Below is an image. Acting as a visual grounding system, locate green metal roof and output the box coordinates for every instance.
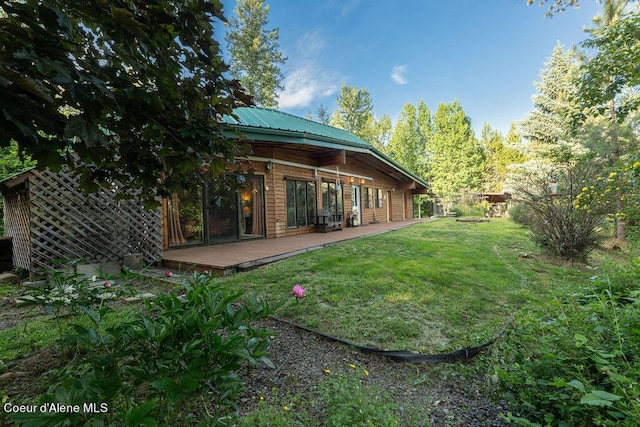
[223,106,372,149]
[223,107,429,189]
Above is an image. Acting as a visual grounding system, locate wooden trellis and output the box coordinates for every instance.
[1,168,162,272]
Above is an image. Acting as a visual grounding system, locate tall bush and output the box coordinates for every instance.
[511,161,603,261]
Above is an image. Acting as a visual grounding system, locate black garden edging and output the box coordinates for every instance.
[270,316,513,364]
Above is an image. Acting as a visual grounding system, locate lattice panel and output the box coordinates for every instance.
[3,187,31,270]
[27,169,162,271]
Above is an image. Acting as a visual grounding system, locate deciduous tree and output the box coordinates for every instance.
[386,102,427,178]
[0,0,250,206]
[481,123,526,192]
[331,84,374,140]
[430,101,484,211]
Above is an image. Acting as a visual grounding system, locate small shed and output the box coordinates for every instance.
[1,168,162,274]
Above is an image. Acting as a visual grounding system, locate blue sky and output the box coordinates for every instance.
[222,0,602,135]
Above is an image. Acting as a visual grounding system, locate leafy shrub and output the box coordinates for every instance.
[511,161,604,261]
[508,203,533,227]
[18,258,135,336]
[11,273,285,426]
[493,264,640,426]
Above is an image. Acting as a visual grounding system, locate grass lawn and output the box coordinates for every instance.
[213,218,594,353]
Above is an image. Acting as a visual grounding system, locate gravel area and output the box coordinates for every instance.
[1,282,510,426]
[237,318,510,426]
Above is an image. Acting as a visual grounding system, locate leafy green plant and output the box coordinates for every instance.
[317,364,399,427]
[236,390,310,427]
[494,265,640,426]
[18,258,134,336]
[10,272,286,426]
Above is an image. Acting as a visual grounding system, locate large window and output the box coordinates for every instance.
[322,181,343,218]
[286,180,316,228]
[375,188,383,208]
[364,187,373,208]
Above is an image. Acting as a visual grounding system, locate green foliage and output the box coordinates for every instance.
[18,259,135,336]
[518,42,583,162]
[0,140,36,234]
[0,140,36,179]
[331,84,374,140]
[508,203,534,227]
[237,365,421,426]
[225,0,286,108]
[576,155,640,242]
[430,100,485,210]
[236,391,309,426]
[512,161,604,260]
[318,365,399,427]
[493,262,640,426]
[580,9,640,121]
[10,273,282,425]
[481,122,526,192]
[0,1,249,205]
[386,101,430,178]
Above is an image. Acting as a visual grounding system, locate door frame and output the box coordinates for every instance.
[351,185,361,226]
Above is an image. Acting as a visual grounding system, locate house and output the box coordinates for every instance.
[163,107,430,250]
[1,107,429,273]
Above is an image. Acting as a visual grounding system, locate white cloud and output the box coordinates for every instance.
[278,66,339,109]
[341,0,361,18]
[277,30,342,109]
[391,65,408,85]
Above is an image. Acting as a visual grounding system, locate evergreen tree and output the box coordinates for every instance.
[430,101,484,210]
[519,42,583,162]
[305,105,331,124]
[331,84,374,140]
[226,0,286,108]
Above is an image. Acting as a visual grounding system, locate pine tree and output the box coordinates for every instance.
[519,42,583,163]
[226,0,286,108]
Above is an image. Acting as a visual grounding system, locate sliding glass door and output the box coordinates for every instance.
[166,174,265,248]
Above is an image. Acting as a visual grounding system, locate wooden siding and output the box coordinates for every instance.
[241,144,421,239]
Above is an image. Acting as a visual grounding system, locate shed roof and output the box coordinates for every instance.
[223,107,429,189]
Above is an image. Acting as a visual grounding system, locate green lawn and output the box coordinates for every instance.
[213,218,594,353]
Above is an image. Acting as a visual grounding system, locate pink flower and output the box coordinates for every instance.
[165,271,172,278]
[292,284,306,299]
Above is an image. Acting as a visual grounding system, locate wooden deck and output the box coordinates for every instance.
[162,218,432,275]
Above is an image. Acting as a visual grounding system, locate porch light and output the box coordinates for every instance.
[360,178,365,184]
